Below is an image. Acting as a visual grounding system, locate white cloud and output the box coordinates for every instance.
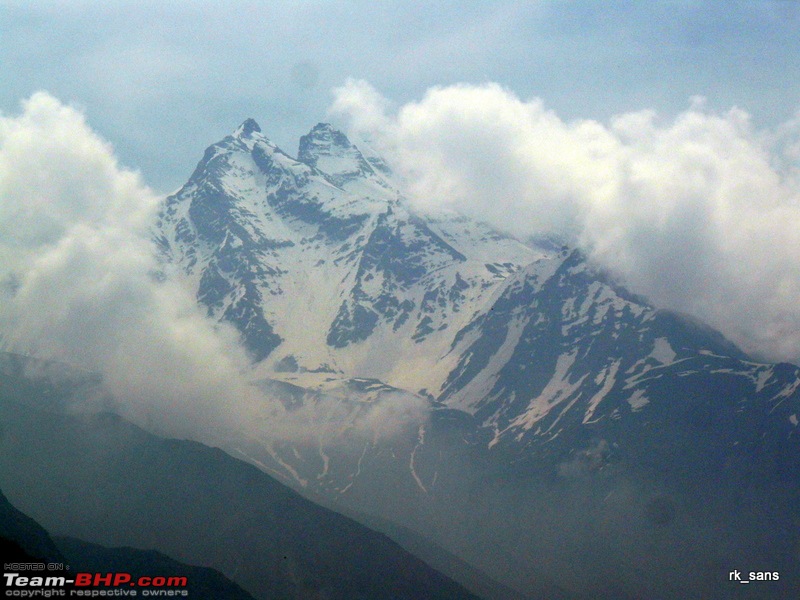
[0,92,151,251]
[331,80,800,362]
[0,92,430,446]
[0,93,263,441]
[329,78,394,139]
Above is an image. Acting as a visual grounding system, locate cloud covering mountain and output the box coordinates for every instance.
[331,79,800,362]
[3,91,800,599]
[0,93,430,445]
[0,93,275,442]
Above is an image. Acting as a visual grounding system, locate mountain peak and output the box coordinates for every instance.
[298,123,353,160]
[310,122,338,134]
[297,122,388,190]
[233,118,262,138]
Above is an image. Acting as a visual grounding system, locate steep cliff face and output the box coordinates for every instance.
[155,119,800,456]
[151,120,800,600]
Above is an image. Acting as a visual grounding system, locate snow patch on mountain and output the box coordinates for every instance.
[583,360,621,424]
[506,349,587,434]
[650,337,677,364]
[626,389,650,411]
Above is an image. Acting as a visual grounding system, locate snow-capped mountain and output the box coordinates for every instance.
[156,119,543,389]
[155,120,800,599]
[156,118,800,453]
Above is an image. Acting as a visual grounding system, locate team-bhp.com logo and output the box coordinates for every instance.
[4,570,189,597]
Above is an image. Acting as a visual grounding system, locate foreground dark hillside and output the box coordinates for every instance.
[0,370,484,600]
[0,488,256,599]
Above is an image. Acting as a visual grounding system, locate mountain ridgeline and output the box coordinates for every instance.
[1,119,798,600]
[151,120,800,599]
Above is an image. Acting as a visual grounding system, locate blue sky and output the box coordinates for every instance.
[2,1,799,193]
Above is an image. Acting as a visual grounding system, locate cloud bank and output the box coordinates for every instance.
[0,92,265,442]
[330,80,800,363]
[0,93,427,449]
